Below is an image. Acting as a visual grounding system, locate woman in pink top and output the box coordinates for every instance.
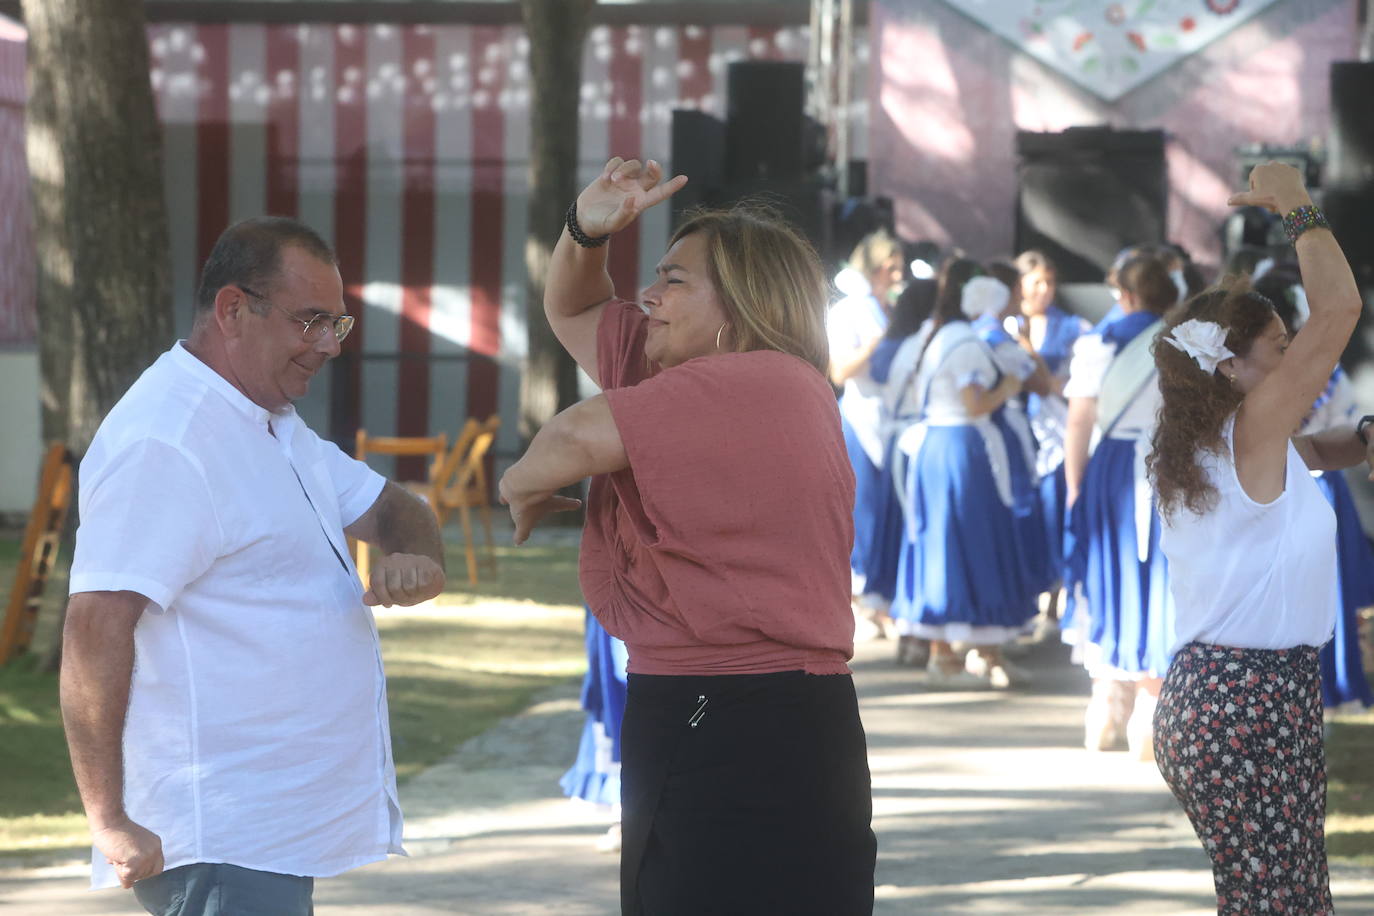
[499,157,876,915]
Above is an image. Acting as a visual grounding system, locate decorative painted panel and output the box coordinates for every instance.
[937,0,1288,101]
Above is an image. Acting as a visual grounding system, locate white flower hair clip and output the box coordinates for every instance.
[960,275,1009,320]
[1164,319,1235,375]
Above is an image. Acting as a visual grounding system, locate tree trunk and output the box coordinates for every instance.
[24,0,171,456]
[519,0,594,447]
[22,0,172,669]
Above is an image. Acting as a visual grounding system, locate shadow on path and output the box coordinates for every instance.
[4,636,1373,914]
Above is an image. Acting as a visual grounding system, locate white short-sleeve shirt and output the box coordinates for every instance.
[988,339,1036,382]
[921,326,998,425]
[1062,333,1114,400]
[827,287,889,462]
[71,343,402,889]
[1062,332,1160,435]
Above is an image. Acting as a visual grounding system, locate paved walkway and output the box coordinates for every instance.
[5,638,1373,915]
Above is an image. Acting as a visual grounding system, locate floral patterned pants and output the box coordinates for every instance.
[1154,642,1333,915]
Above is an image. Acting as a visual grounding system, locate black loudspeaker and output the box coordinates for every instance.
[703,176,830,257]
[725,61,804,183]
[1015,127,1167,284]
[1323,187,1374,291]
[1324,187,1374,421]
[1328,62,1374,189]
[670,109,726,224]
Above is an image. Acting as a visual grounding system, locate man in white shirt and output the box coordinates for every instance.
[60,217,447,915]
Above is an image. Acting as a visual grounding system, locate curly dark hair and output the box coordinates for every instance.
[1147,278,1278,520]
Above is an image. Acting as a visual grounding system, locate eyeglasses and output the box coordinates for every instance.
[238,284,355,343]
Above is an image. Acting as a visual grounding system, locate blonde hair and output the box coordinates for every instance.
[670,204,830,376]
[848,229,902,278]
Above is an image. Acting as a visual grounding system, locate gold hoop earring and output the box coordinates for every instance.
[716,322,728,351]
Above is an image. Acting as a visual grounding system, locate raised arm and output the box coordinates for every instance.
[345,481,446,607]
[61,590,164,888]
[1228,163,1363,499]
[546,157,688,387]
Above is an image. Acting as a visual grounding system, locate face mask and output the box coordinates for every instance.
[1169,269,1187,303]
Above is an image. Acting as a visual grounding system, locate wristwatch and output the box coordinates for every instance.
[1357,414,1374,446]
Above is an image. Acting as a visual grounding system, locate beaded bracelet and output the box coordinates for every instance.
[565,201,610,249]
[1281,204,1330,244]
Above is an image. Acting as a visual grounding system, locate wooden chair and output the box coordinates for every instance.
[434,415,501,585]
[1,443,74,665]
[423,417,481,514]
[352,430,448,588]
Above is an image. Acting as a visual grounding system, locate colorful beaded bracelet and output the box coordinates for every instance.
[1282,204,1330,244]
[565,201,610,249]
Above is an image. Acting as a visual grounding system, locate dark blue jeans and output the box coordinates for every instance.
[133,863,314,916]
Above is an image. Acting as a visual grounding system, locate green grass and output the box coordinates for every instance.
[11,527,1374,864]
[0,533,587,862]
[1326,707,1374,865]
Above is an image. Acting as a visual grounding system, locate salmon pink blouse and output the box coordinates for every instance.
[580,300,856,676]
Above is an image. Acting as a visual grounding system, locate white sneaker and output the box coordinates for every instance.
[966,653,1030,689]
[1126,690,1158,762]
[852,606,883,643]
[1084,679,1133,752]
[925,657,988,690]
[594,823,622,853]
[986,661,1031,689]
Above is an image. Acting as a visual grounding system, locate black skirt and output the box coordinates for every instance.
[620,670,875,916]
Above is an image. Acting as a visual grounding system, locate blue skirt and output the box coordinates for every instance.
[1316,471,1374,708]
[561,609,629,806]
[990,407,1055,598]
[1038,461,1068,584]
[842,416,883,592]
[889,424,1037,635]
[1064,438,1174,677]
[858,435,905,605]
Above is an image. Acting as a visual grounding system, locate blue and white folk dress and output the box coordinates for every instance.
[888,321,1039,643]
[1028,306,1089,581]
[1062,311,1175,678]
[974,315,1055,599]
[561,608,629,808]
[827,278,889,597]
[859,322,934,609]
[1300,367,1374,709]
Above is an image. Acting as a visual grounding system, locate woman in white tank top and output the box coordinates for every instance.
[1146,162,1374,916]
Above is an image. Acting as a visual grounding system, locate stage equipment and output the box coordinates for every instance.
[1014,127,1167,284]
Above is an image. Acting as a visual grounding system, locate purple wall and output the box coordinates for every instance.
[0,17,34,346]
[870,0,1359,271]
